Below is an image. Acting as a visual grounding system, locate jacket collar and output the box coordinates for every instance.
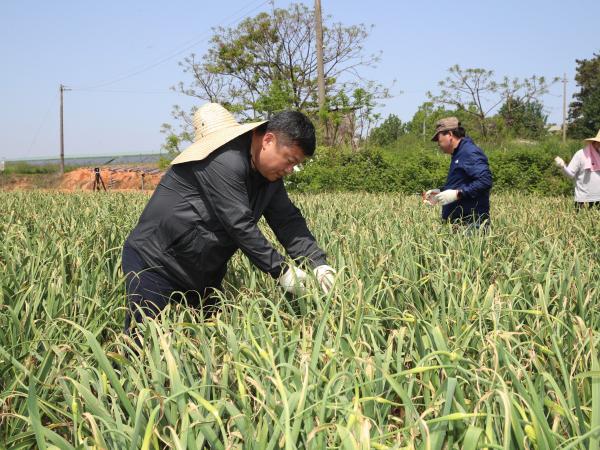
[452,136,473,156]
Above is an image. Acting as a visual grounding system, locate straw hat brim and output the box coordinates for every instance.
[584,130,600,144]
[171,121,267,165]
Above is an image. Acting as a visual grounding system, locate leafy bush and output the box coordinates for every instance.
[157,156,172,170]
[288,136,581,196]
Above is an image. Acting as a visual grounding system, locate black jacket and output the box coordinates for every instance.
[125,134,327,291]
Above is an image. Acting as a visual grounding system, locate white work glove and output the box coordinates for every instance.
[279,266,307,296]
[435,189,459,206]
[554,156,566,168]
[313,265,336,294]
[423,189,440,205]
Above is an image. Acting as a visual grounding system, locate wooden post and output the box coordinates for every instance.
[59,84,65,175]
[562,73,568,142]
[59,84,71,175]
[315,0,325,111]
[315,0,328,144]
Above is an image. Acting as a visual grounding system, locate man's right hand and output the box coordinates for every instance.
[423,189,440,205]
[279,266,307,296]
[554,156,566,168]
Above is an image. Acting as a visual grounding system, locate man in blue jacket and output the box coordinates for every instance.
[425,117,492,229]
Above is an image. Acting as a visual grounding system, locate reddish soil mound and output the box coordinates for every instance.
[59,167,165,191]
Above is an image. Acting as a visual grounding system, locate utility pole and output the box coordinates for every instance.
[562,73,568,143]
[315,0,325,111]
[315,0,327,144]
[59,84,71,175]
[422,103,431,141]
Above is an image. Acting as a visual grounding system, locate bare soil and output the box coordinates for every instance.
[0,167,165,191]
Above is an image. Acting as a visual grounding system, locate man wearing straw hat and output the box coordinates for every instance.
[424,117,493,230]
[554,129,600,209]
[122,103,336,331]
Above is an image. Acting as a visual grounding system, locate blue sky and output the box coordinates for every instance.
[1,0,598,160]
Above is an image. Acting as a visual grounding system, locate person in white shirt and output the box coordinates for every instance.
[554,129,600,210]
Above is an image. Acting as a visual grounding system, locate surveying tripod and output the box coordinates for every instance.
[92,167,107,192]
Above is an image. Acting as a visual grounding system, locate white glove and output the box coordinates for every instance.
[423,189,440,205]
[554,156,566,168]
[279,266,307,295]
[435,189,459,206]
[314,265,336,294]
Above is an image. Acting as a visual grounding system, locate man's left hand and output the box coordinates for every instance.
[314,265,336,294]
[435,189,460,205]
[279,266,307,296]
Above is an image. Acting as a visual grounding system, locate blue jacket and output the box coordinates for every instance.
[441,137,492,222]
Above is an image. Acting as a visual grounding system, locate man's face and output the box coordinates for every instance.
[254,132,306,182]
[436,131,455,154]
[592,141,600,151]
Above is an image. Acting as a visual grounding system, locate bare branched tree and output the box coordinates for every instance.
[428,65,557,137]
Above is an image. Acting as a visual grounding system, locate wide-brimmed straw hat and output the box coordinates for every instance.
[584,129,600,144]
[171,103,267,165]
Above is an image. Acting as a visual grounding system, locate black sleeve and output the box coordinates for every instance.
[264,181,328,269]
[193,157,285,278]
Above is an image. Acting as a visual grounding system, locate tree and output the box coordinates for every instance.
[164,3,386,151]
[406,101,472,140]
[428,65,556,137]
[326,84,384,148]
[498,98,547,140]
[159,121,192,156]
[368,114,406,146]
[568,52,600,139]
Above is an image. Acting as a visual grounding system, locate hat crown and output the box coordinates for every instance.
[431,116,461,141]
[435,117,460,131]
[193,103,240,142]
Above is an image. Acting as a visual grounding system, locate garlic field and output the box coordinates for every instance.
[0,191,598,449]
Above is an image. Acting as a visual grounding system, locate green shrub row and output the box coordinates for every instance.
[1,162,77,174]
[287,136,582,196]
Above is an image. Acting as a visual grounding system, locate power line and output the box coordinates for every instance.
[71,0,271,91]
[52,0,272,167]
[25,92,58,158]
[71,88,181,95]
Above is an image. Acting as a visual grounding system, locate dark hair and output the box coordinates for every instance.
[264,110,316,156]
[447,127,466,139]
